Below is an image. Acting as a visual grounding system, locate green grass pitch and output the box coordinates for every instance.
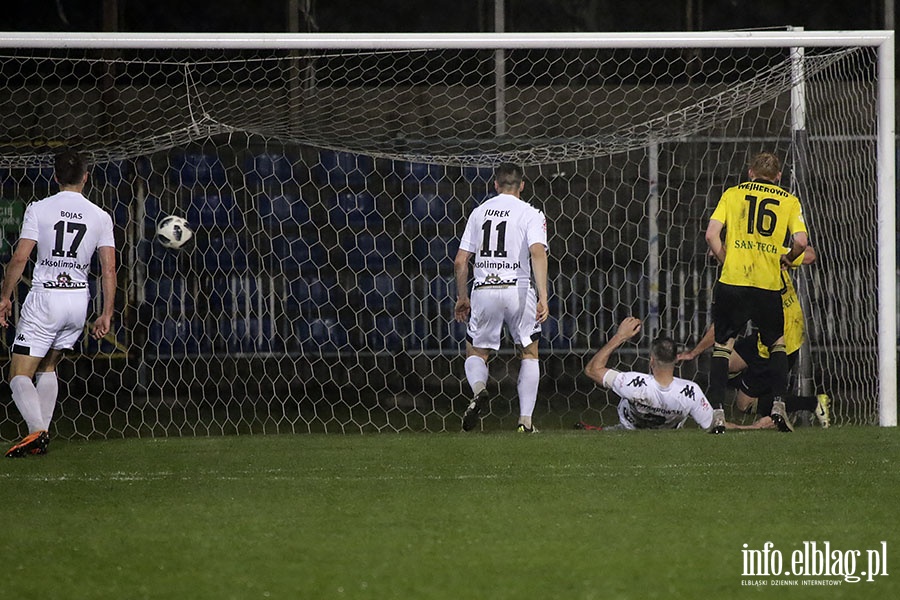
[2,427,898,599]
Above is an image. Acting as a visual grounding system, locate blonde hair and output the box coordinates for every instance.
[749,152,781,182]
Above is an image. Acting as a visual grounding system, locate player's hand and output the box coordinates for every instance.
[709,247,726,265]
[616,316,642,340]
[454,298,470,323]
[676,351,696,362]
[0,298,11,328]
[535,298,548,323]
[91,314,111,339]
[780,253,795,269]
[753,416,776,430]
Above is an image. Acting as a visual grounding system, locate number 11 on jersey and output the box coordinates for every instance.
[480,219,508,258]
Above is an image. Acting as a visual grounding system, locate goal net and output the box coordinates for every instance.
[0,32,894,438]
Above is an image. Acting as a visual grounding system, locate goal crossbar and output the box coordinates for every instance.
[0,30,894,50]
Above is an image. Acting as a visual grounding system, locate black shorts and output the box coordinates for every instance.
[729,336,798,397]
[711,282,784,348]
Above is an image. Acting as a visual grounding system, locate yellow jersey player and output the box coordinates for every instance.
[678,247,830,430]
[704,152,808,434]
[742,264,830,430]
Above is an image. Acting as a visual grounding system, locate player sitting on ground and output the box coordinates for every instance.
[678,245,830,431]
[582,317,717,431]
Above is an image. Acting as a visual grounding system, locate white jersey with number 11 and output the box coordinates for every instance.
[458,193,547,288]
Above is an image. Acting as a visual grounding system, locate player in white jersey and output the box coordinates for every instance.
[583,317,716,431]
[454,163,549,432]
[1,150,116,457]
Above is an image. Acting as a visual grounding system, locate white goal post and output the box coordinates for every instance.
[0,30,894,435]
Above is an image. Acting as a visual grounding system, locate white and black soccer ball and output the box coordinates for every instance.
[156,215,193,250]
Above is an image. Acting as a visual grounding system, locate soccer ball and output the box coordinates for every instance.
[156,215,193,250]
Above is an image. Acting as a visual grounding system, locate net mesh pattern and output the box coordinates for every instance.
[0,43,881,436]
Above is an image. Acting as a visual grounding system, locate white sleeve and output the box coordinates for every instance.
[19,203,38,241]
[458,212,479,254]
[526,208,548,251]
[98,211,115,248]
[690,388,714,430]
[602,369,620,389]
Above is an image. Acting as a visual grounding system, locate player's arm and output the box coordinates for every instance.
[705,218,726,265]
[786,243,816,268]
[782,242,815,270]
[726,417,776,430]
[689,387,739,432]
[689,389,716,431]
[91,245,117,339]
[677,324,715,362]
[782,204,809,266]
[453,248,473,323]
[584,317,641,386]
[801,243,816,265]
[0,238,36,328]
[782,231,808,266]
[529,242,549,323]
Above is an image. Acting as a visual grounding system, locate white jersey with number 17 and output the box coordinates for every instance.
[458,193,547,288]
[20,190,116,294]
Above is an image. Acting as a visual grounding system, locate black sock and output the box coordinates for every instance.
[757,394,774,417]
[768,344,788,403]
[709,347,732,410]
[786,394,818,412]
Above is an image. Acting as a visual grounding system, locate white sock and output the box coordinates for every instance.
[517,359,540,423]
[10,375,44,433]
[35,371,59,431]
[464,356,488,396]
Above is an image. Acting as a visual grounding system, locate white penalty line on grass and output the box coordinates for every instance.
[0,461,816,483]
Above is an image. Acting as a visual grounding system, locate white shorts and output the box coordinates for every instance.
[467,285,541,350]
[14,290,90,357]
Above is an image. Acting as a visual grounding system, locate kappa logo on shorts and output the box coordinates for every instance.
[15,334,25,342]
